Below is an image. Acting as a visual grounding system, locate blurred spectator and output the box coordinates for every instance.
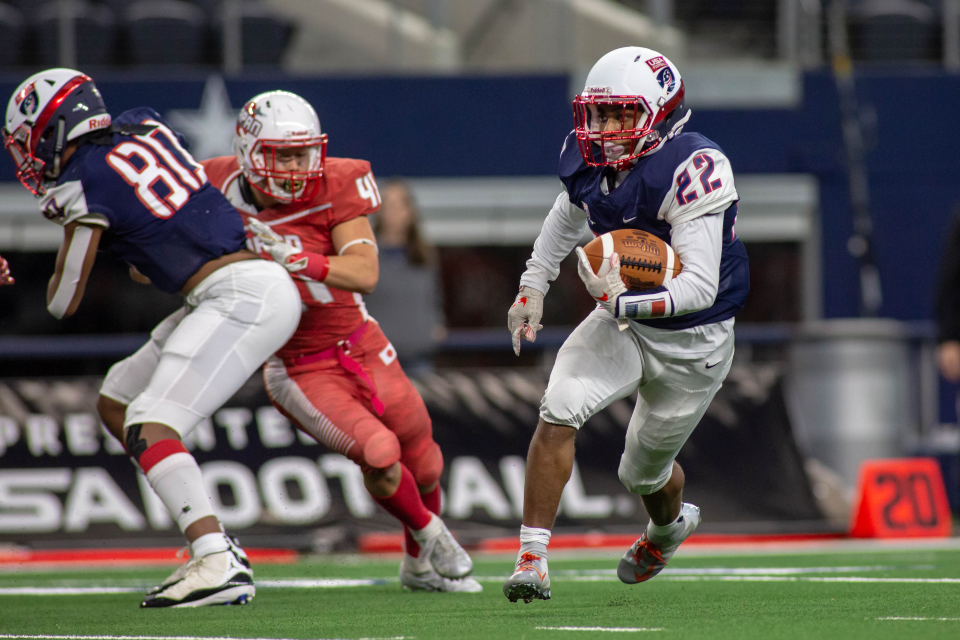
[364,182,445,367]
[0,254,12,286]
[935,207,960,382]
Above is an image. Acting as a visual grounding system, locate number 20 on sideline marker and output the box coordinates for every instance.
[849,458,952,538]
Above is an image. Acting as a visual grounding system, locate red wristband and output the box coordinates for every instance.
[292,252,330,281]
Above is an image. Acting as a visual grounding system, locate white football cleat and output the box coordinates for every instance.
[503,551,551,603]
[419,516,473,579]
[617,502,701,584]
[399,560,483,593]
[141,545,254,608]
[148,538,250,596]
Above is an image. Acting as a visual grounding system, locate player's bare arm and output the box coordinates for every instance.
[326,215,379,294]
[47,221,102,319]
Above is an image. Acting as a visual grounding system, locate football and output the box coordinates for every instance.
[582,229,682,291]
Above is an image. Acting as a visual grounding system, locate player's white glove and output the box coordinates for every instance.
[247,218,308,273]
[507,286,544,356]
[575,246,626,317]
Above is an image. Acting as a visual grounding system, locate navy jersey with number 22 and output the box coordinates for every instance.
[39,107,246,293]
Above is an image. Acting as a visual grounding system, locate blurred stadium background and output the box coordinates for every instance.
[0,0,959,556]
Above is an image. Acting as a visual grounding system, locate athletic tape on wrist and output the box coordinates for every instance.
[290,251,330,281]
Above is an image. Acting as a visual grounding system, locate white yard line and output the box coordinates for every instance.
[551,565,934,576]
[535,628,663,633]
[0,579,390,596]
[3,569,959,596]
[257,579,389,588]
[877,617,960,621]
[0,636,411,640]
[0,587,141,595]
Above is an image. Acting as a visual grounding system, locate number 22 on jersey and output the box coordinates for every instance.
[675,153,722,207]
[105,119,208,219]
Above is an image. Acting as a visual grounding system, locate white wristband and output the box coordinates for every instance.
[617,290,675,320]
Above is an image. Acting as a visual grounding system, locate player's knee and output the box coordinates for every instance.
[540,377,588,427]
[408,441,443,487]
[362,429,401,470]
[618,457,671,496]
[96,395,127,443]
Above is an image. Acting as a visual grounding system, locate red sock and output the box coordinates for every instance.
[374,464,432,541]
[405,484,441,558]
[421,484,441,515]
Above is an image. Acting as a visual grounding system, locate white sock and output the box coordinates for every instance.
[191,532,230,559]
[410,514,443,544]
[519,525,551,558]
[145,448,217,533]
[646,513,684,544]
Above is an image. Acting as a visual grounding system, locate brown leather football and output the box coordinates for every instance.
[582,229,682,291]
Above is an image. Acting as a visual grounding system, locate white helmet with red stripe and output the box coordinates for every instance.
[233,90,327,204]
[3,68,112,195]
[573,47,688,169]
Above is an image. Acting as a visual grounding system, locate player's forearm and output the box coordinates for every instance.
[663,213,722,316]
[520,192,588,295]
[323,253,379,294]
[48,224,99,319]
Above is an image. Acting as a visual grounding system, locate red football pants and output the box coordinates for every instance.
[262,322,442,487]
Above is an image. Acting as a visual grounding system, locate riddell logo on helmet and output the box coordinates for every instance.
[89,116,111,130]
[645,57,669,72]
[584,86,612,96]
[15,83,39,117]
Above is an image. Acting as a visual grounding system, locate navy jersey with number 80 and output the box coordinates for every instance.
[39,107,247,293]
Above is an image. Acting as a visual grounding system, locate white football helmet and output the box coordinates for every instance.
[3,68,111,195]
[574,47,687,169]
[234,90,327,203]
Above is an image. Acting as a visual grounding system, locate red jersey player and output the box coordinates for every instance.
[203,90,480,593]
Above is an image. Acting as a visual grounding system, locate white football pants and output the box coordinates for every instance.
[100,260,301,436]
[540,308,735,495]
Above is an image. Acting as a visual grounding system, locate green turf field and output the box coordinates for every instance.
[1,546,959,639]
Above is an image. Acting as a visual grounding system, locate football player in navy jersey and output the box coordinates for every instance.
[503,48,749,602]
[3,69,302,608]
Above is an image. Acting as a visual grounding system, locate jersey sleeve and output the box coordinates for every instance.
[519,191,589,295]
[328,161,380,227]
[201,156,239,191]
[657,148,738,227]
[38,179,109,229]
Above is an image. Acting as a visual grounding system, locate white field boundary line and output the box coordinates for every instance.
[535,628,662,633]
[0,636,412,640]
[552,565,935,576]
[0,579,390,596]
[0,565,929,590]
[877,617,960,621]
[4,572,960,596]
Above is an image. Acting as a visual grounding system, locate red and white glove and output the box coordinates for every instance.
[248,218,329,281]
[575,247,675,321]
[0,254,13,286]
[507,286,544,356]
[575,246,625,316]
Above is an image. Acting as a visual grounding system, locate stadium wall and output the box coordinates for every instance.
[0,366,818,546]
